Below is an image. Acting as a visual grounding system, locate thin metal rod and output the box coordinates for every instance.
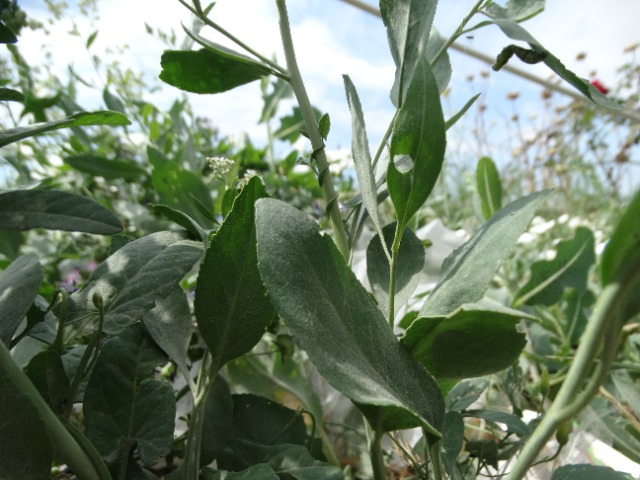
[337,0,640,123]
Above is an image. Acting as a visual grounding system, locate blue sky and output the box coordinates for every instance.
[14,0,640,174]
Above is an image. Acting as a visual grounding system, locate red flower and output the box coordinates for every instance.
[591,79,609,95]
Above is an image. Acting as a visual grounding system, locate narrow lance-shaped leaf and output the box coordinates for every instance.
[256,198,444,435]
[402,303,532,380]
[0,110,130,148]
[0,189,122,234]
[420,190,551,317]
[514,226,595,308]
[343,75,389,260]
[64,231,203,333]
[380,0,438,106]
[387,55,446,232]
[367,223,424,319]
[476,156,503,220]
[0,253,43,346]
[84,325,176,469]
[160,49,271,95]
[195,176,274,368]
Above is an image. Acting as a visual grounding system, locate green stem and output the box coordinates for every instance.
[430,0,488,68]
[182,353,219,480]
[0,340,111,480]
[388,223,406,329]
[506,281,624,480]
[427,434,444,480]
[276,0,350,259]
[366,422,387,480]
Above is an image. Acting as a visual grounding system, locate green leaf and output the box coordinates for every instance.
[232,394,309,446]
[514,227,595,307]
[485,15,622,111]
[485,0,545,22]
[85,325,175,468]
[0,189,122,234]
[402,303,531,380]
[255,198,444,435]
[103,87,126,115]
[160,49,271,94]
[476,156,502,220]
[86,29,99,48]
[550,465,635,480]
[0,110,130,148]
[0,87,24,102]
[151,161,214,228]
[441,411,464,477]
[65,153,145,181]
[445,378,489,411]
[380,0,438,106]
[0,253,43,346]
[205,464,279,480]
[0,21,17,43]
[419,190,551,317]
[426,28,452,94]
[195,176,273,367]
[273,106,322,143]
[142,288,192,378]
[387,55,446,231]
[259,78,293,123]
[0,227,23,259]
[318,112,331,141]
[25,350,71,418]
[367,223,424,318]
[465,409,529,437]
[343,74,388,259]
[149,204,208,242]
[219,442,342,480]
[601,189,640,294]
[65,231,202,333]
[201,376,234,465]
[445,93,481,130]
[0,356,53,479]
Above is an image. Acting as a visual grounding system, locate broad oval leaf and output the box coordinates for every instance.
[195,176,274,368]
[387,55,446,231]
[367,222,424,319]
[403,303,532,380]
[0,189,121,234]
[85,325,175,468]
[143,287,192,378]
[550,464,635,480]
[65,231,202,333]
[160,49,271,94]
[476,156,502,220]
[255,198,444,435]
[420,190,551,317]
[514,226,595,307]
[0,253,43,346]
[0,110,130,148]
[65,153,145,181]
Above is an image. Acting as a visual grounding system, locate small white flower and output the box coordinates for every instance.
[207,156,234,177]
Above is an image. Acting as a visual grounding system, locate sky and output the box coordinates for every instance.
[13,0,640,172]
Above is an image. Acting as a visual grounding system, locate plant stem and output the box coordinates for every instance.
[427,434,444,480]
[178,0,287,76]
[388,247,399,328]
[430,0,488,68]
[0,340,111,480]
[276,0,350,259]
[506,281,623,480]
[366,422,387,480]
